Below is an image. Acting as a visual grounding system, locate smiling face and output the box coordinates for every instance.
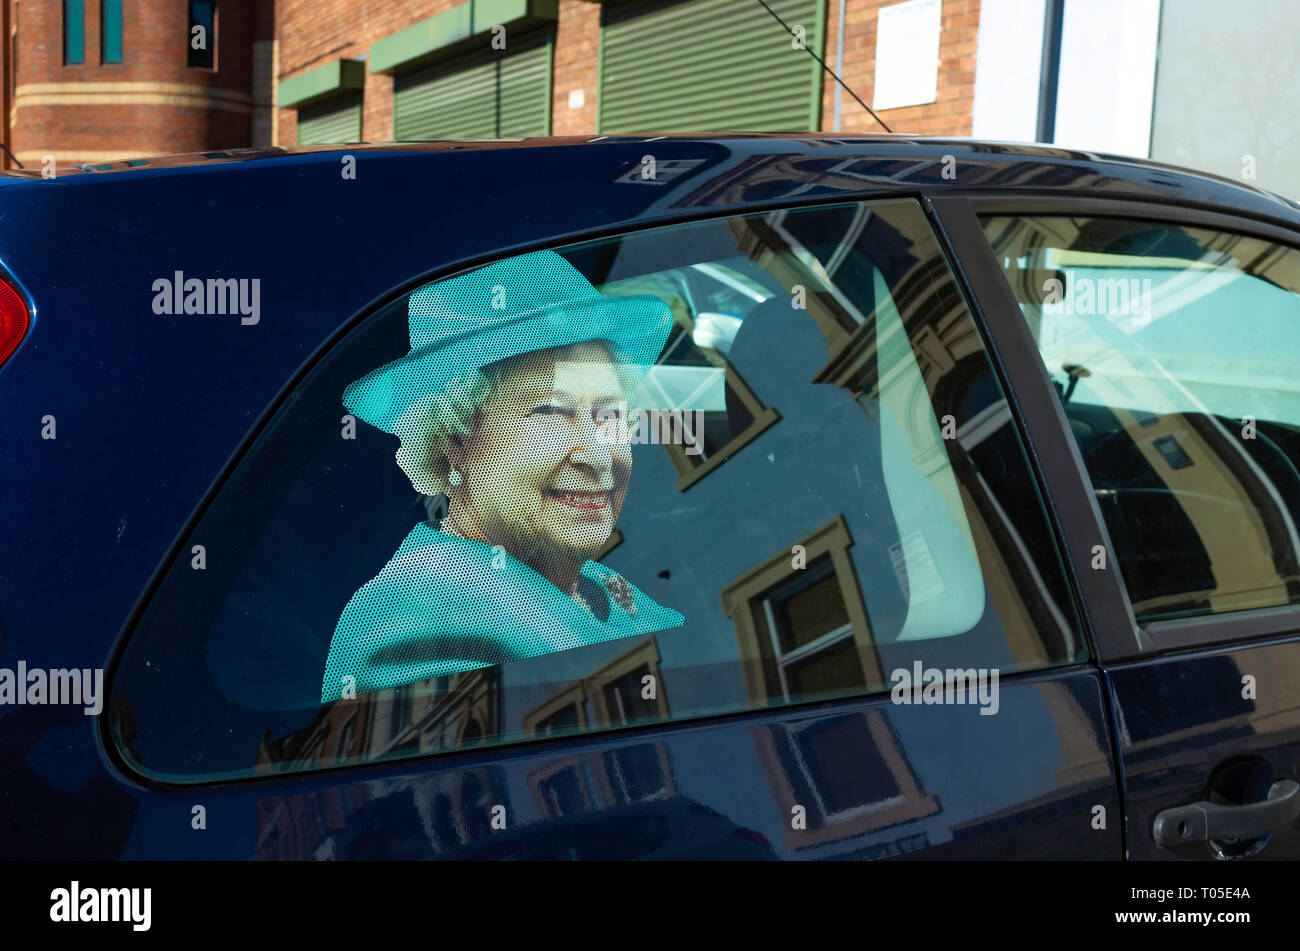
[446,341,632,587]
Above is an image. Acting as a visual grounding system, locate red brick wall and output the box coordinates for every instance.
[821,0,979,136]
[276,0,605,144]
[278,0,987,146]
[5,0,985,163]
[551,0,599,136]
[275,0,464,146]
[11,0,254,164]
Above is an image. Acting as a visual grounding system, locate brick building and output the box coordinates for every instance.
[0,0,982,168]
[268,0,979,145]
[1,0,275,167]
[2,1,1297,202]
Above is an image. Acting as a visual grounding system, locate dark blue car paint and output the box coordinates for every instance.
[1109,635,1300,860]
[4,134,1300,859]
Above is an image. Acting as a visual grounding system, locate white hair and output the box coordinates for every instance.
[391,341,643,496]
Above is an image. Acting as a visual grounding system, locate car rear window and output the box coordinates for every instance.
[109,198,1082,782]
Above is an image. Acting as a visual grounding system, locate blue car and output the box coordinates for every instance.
[4,135,1300,861]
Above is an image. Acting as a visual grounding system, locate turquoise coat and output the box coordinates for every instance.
[321,523,684,702]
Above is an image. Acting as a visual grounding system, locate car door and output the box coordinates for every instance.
[934,195,1300,861]
[106,196,1122,860]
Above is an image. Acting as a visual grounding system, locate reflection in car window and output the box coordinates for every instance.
[983,214,1300,624]
[110,199,1081,782]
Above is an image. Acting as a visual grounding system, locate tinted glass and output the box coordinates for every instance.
[64,0,84,65]
[188,0,214,68]
[111,199,1081,782]
[101,0,122,64]
[982,214,1300,623]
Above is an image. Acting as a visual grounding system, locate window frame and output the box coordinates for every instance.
[940,193,1300,660]
[720,515,882,703]
[100,0,122,64]
[187,0,216,70]
[63,0,84,66]
[522,636,669,737]
[752,709,939,851]
[762,557,857,696]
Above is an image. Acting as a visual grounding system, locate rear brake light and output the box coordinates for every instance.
[0,276,29,369]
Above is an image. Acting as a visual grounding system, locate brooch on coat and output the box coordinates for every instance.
[602,573,638,616]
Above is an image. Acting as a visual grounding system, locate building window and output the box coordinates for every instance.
[583,638,669,728]
[63,0,84,65]
[188,0,215,69]
[649,326,780,491]
[521,637,669,738]
[760,555,862,699]
[601,663,657,725]
[101,0,122,64]
[603,745,668,803]
[599,264,781,491]
[754,711,940,850]
[523,682,587,738]
[721,516,882,704]
[536,764,590,818]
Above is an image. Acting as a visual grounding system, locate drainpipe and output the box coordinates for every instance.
[2,0,11,169]
[833,0,846,132]
[1036,0,1065,143]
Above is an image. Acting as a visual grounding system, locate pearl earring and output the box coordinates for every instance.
[448,468,463,487]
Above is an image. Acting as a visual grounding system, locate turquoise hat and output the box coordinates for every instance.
[344,250,676,433]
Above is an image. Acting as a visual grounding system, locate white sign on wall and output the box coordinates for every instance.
[873,0,942,112]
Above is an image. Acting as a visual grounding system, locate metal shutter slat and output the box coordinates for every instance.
[395,35,551,141]
[600,0,820,134]
[297,95,363,144]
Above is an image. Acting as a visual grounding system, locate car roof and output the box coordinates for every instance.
[7,133,1299,230]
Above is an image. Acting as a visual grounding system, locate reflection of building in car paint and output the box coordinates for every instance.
[253,670,508,858]
[752,710,940,852]
[527,741,675,820]
[253,639,681,858]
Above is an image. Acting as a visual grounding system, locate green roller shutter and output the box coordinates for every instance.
[297,94,363,144]
[599,0,823,133]
[394,32,552,140]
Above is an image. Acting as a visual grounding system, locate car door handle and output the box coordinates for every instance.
[1153,780,1300,847]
